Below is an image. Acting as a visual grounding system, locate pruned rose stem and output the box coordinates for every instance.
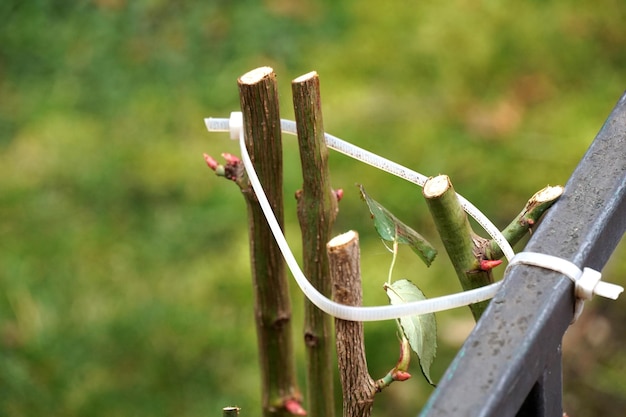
[423,177,562,321]
[327,231,413,415]
[292,70,338,417]
[328,231,377,417]
[485,185,563,260]
[423,175,495,321]
[237,66,303,417]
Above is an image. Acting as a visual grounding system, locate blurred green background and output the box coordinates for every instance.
[1,0,625,416]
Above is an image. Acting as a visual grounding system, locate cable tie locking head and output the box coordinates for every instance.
[574,267,623,301]
[572,268,606,323]
[507,252,624,324]
[575,268,602,300]
[573,268,623,322]
[205,112,243,140]
[227,112,243,140]
[572,267,625,322]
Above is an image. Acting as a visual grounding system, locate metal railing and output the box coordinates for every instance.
[420,92,626,417]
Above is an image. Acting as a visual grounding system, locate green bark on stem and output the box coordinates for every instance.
[423,175,493,321]
[292,71,338,417]
[237,67,303,417]
[485,185,563,260]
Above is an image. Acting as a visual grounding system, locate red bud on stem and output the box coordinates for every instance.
[203,153,219,170]
[480,259,503,271]
[334,188,344,202]
[392,370,412,381]
[284,399,307,416]
[221,153,241,164]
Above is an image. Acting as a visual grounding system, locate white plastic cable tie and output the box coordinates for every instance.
[506,252,624,322]
[205,113,518,321]
[235,126,504,320]
[206,113,515,261]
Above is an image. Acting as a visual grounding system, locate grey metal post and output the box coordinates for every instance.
[419,92,626,417]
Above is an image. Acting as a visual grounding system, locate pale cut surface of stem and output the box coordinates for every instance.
[223,407,241,417]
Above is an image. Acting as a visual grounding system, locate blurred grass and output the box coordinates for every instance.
[1,0,625,416]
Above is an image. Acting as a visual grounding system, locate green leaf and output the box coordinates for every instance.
[385,279,437,385]
[359,185,437,266]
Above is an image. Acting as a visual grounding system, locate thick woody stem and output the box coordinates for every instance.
[328,231,377,417]
[292,71,338,417]
[237,66,303,416]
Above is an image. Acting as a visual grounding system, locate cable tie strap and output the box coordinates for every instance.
[206,112,243,140]
[507,252,623,322]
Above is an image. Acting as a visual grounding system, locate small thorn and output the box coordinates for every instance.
[480,259,503,271]
[284,399,307,416]
[334,188,344,202]
[203,153,219,170]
